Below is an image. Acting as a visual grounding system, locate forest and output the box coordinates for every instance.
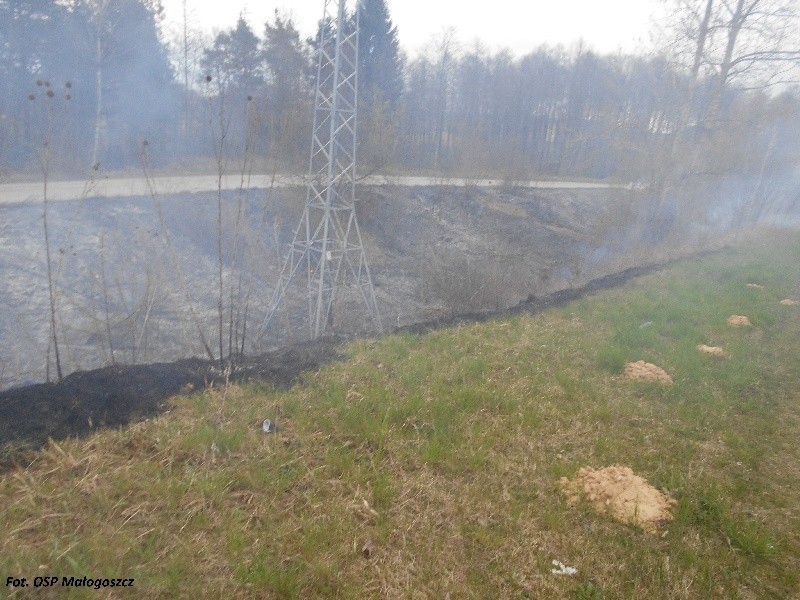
[1,0,798,196]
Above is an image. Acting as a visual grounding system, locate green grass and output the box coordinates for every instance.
[2,229,800,598]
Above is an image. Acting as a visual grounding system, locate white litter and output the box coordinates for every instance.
[262,419,276,433]
[551,560,577,575]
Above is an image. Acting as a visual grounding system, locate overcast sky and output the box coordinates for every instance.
[162,0,666,57]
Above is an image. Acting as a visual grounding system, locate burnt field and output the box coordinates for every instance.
[0,183,647,391]
[0,178,795,474]
[0,256,669,462]
[13,176,782,461]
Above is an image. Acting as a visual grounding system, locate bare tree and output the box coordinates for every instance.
[706,0,800,120]
[182,0,190,145]
[661,0,800,127]
[76,0,114,169]
[649,0,800,237]
[661,0,715,160]
[427,29,458,173]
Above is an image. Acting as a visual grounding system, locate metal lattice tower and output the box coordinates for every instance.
[260,0,381,340]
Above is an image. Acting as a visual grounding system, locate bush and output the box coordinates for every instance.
[419,250,509,316]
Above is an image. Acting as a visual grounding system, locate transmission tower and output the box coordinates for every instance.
[260,0,381,340]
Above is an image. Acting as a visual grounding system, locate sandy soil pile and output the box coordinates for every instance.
[697,344,725,356]
[623,361,673,384]
[727,315,751,326]
[560,466,677,534]
[780,299,798,306]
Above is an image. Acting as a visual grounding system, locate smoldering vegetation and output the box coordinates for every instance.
[1,0,800,388]
[2,177,798,390]
[0,183,662,389]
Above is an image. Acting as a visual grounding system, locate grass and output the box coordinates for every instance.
[2,229,800,598]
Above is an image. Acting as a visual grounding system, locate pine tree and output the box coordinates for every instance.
[201,16,262,99]
[262,10,310,164]
[356,0,403,106]
[263,10,307,120]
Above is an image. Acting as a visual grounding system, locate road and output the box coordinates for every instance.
[0,173,634,205]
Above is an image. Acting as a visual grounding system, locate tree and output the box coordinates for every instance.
[428,29,458,171]
[201,15,263,101]
[0,0,177,170]
[400,56,435,166]
[76,0,176,168]
[262,10,309,163]
[661,0,800,127]
[706,0,800,120]
[0,1,91,168]
[263,10,306,109]
[176,0,204,150]
[356,0,404,106]
[642,0,800,239]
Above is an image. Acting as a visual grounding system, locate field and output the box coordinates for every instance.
[1,229,799,598]
[0,184,637,389]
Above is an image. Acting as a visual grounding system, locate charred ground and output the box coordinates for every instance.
[0,257,674,463]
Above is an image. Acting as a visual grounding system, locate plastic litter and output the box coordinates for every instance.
[551,560,577,576]
[262,419,276,433]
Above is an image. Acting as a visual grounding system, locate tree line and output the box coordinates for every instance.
[1,0,798,193]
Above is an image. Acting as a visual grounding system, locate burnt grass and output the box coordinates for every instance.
[0,337,347,466]
[0,257,689,466]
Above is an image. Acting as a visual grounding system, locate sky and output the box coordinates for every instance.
[161,0,666,57]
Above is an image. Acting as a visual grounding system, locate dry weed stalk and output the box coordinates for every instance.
[139,142,215,360]
[32,81,71,382]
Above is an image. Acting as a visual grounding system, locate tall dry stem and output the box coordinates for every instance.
[35,82,63,382]
[139,142,215,361]
[98,234,115,364]
[206,76,230,365]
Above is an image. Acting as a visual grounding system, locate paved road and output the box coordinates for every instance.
[0,173,633,205]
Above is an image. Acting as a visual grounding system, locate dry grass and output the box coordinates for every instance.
[1,230,800,598]
[482,199,529,219]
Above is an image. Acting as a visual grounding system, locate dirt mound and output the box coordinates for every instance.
[560,466,677,533]
[780,298,798,306]
[697,344,725,356]
[727,315,751,326]
[623,361,673,384]
[746,283,764,289]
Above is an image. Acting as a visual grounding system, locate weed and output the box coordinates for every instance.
[574,581,605,599]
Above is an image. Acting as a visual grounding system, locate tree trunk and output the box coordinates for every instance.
[707,0,746,124]
[92,36,104,168]
[670,0,714,160]
[183,0,190,150]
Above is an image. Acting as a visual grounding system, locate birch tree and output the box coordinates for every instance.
[662,0,800,127]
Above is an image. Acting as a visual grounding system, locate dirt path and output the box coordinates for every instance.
[0,174,632,205]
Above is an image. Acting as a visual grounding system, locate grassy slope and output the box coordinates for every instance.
[2,231,799,599]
